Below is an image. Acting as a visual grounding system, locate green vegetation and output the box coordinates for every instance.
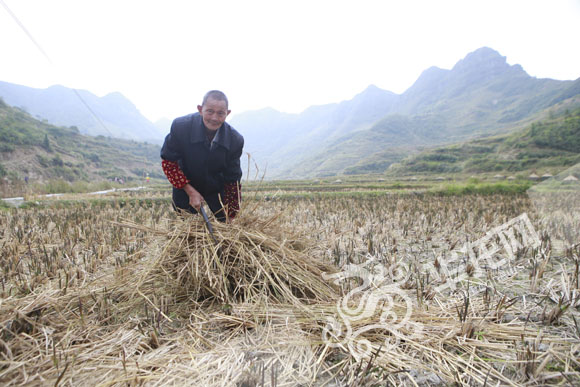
[390,107,580,176]
[514,108,580,152]
[239,175,536,200]
[0,98,162,186]
[430,181,533,195]
[34,179,114,195]
[0,99,45,147]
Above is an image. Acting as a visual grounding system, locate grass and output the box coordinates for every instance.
[431,180,533,195]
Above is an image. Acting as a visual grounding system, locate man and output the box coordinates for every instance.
[160,90,244,222]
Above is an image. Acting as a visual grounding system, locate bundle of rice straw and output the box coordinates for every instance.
[131,208,339,306]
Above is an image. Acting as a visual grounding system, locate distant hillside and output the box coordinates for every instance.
[0,98,162,183]
[230,85,398,172]
[154,117,172,137]
[0,81,164,144]
[230,47,579,178]
[387,106,580,176]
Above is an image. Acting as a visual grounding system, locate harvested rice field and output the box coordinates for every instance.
[1,183,579,386]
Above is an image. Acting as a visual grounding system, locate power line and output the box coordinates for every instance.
[0,0,115,138]
[0,0,52,65]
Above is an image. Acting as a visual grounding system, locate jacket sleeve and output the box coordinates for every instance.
[160,119,189,188]
[223,134,244,183]
[160,121,182,162]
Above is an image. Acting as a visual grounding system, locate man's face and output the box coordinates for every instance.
[197,98,230,131]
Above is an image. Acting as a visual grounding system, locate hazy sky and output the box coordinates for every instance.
[1,0,579,122]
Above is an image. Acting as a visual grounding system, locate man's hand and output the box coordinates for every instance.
[183,184,203,211]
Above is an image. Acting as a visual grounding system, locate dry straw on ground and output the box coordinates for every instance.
[1,196,579,385]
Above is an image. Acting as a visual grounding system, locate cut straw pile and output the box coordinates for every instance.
[131,208,339,306]
[1,204,579,386]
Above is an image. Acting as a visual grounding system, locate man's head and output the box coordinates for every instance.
[198,90,231,131]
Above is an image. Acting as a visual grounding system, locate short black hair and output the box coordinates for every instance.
[202,90,229,109]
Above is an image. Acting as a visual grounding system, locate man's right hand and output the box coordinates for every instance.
[183,183,204,211]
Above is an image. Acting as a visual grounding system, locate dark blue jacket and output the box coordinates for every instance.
[160,113,244,215]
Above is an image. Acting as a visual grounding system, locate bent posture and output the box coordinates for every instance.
[161,90,244,221]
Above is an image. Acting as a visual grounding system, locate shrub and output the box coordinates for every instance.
[42,179,73,194]
[71,181,89,193]
[0,143,15,152]
[432,181,533,196]
[37,154,51,168]
[51,155,64,167]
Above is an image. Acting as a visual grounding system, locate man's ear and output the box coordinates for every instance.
[197,105,203,114]
[226,109,232,117]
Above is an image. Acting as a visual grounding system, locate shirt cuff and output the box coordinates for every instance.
[223,182,241,219]
[161,159,189,189]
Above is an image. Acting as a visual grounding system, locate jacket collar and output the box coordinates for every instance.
[189,113,231,150]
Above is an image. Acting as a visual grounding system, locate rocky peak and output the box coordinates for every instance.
[452,47,523,76]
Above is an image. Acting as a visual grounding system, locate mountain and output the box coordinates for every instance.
[154,117,172,137]
[230,47,579,178]
[0,81,164,144]
[387,105,580,176]
[230,85,399,172]
[395,47,566,126]
[0,98,162,183]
